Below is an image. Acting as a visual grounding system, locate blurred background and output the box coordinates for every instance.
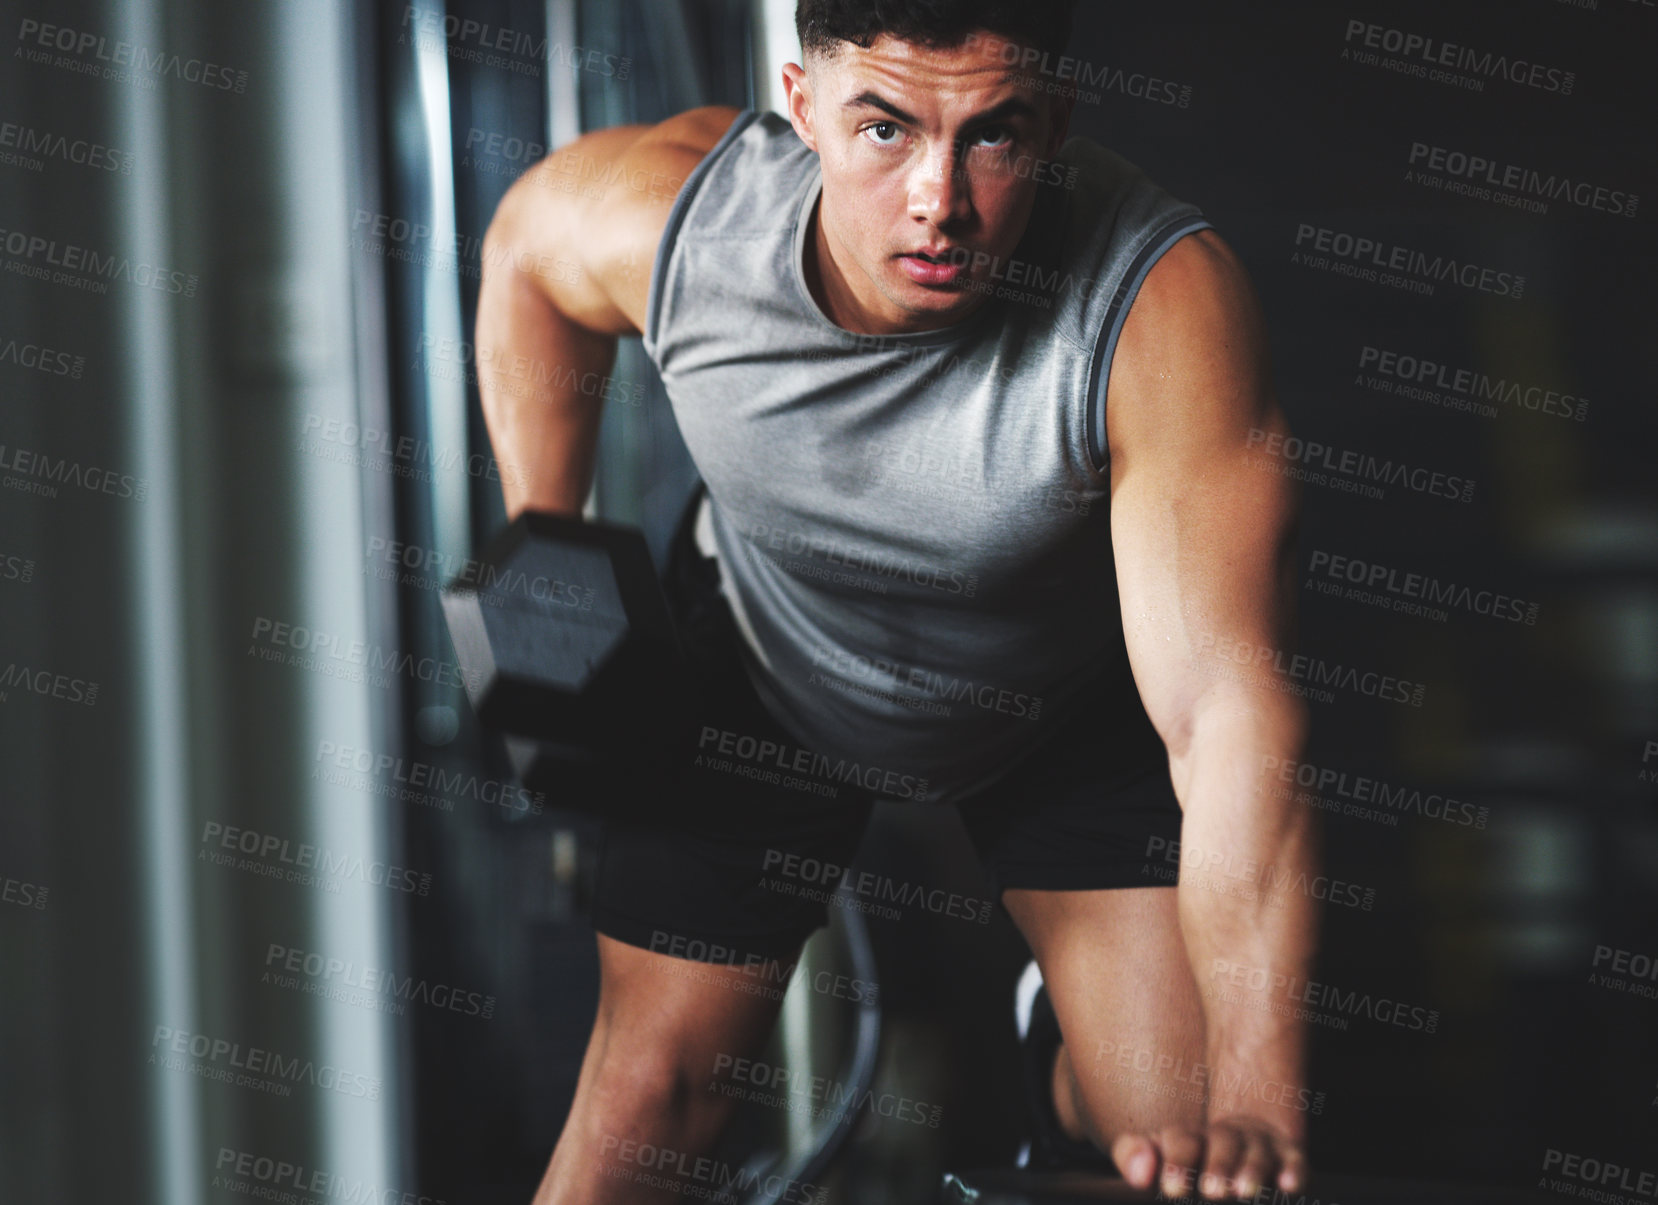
[0,1,1654,1202]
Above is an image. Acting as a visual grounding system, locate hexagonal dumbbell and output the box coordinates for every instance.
[440,511,690,796]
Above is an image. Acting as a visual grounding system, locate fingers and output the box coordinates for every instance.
[1198,1125,1245,1198]
[1278,1143,1309,1194]
[1110,1132,1160,1190]
[1112,1121,1309,1201]
[1203,1125,1274,1199]
[1158,1126,1205,1198]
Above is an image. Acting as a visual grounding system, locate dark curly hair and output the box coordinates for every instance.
[795,0,1078,60]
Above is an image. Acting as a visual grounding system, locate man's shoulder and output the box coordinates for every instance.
[1106,228,1273,456]
[1134,229,1253,315]
[644,105,749,164]
[659,108,816,211]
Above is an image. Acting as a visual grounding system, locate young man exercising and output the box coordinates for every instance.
[477,2,1317,1201]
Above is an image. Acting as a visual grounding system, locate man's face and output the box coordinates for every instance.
[783,32,1072,334]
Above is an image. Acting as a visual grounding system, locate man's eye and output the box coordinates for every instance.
[969,126,1013,149]
[863,122,902,146]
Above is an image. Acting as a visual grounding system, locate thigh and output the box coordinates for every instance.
[591,929,797,1072]
[1004,885,1206,1135]
[541,931,802,1203]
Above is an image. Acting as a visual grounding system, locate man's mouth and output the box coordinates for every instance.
[897,249,969,286]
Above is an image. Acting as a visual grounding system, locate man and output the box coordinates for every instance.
[476,1,1317,1201]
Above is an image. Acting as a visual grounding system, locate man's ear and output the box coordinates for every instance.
[781,60,819,153]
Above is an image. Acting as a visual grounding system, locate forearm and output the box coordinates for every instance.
[1169,687,1318,1131]
[475,234,618,519]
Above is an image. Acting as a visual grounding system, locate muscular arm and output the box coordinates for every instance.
[1106,230,1316,1196]
[475,106,741,518]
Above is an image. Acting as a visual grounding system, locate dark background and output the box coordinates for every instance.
[1,1,1654,1202]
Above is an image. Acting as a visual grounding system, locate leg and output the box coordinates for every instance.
[1003,885,1207,1185]
[532,932,799,1204]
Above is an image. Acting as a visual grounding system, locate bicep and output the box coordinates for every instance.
[1104,232,1300,757]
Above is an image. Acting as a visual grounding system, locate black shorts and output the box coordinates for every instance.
[591,489,1184,965]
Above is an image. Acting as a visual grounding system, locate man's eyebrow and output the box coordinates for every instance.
[842,91,1041,126]
[844,91,918,123]
[969,96,1041,125]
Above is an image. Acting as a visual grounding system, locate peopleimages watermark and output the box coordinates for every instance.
[1262,755,1489,830]
[0,334,85,378]
[963,146,1081,191]
[709,1052,942,1129]
[1246,427,1475,506]
[414,333,644,408]
[598,1134,824,1204]
[693,723,930,801]
[0,661,99,707]
[0,874,48,910]
[348,208,582,285]
[1207,960,1440,1035]
[0,442,146,502]
[13,18,250,93]
[939,249,1102,310]
[1091,1037,1327,1114]
[1640,740,1658,784]
[806,646,1044,722]
[0,224,197,297]
[1194,632,1427,710]
[297,412,532,489]
[1305,549,1540,627]
[854,434,1095,518]
[1405,142,1636,220]
[459,131,684,201]
[399,7,631,81]
[747,520,978,599]
[365,533,597,611]
[1588,944,1658,1001]
[761,848,995,926]
[314,739,545,817]
[1540,1148,1658,1203]
[0,554,35,585]
[262,942,496,1020]
[1341,20,1576,96]
[247,616,481,694]
[1292,222,1525,299]
[647,929,880,1006]
[1356,344,1589,422]
[212,1147,442,1205]
[0,119,133,175]
[198,821,433,897]
[965,31,1194,108]
[151,1025,380,1100]
[1142,835,1378,911]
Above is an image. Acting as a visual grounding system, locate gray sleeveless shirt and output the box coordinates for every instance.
[644,110,1211,806]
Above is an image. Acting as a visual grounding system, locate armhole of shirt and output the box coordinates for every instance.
[643,109,761,358]
[1084,214,1215,474]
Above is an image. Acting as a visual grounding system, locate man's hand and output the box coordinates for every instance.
[1112,1115,1307,1200]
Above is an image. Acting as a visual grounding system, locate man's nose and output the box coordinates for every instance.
[907,146,972,227]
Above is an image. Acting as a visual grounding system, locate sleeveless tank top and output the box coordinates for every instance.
[644,110,1211,806]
